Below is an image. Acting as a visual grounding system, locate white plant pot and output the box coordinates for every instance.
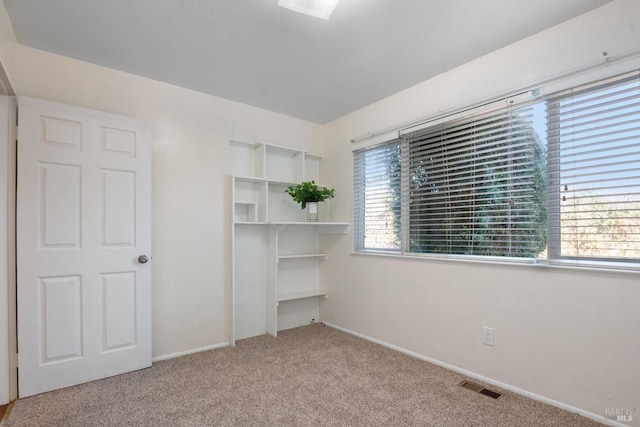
[307,202,318,222]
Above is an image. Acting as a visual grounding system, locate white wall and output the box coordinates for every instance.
[12,45,324,358]
[0,1,16,94]
[321,0,640,423]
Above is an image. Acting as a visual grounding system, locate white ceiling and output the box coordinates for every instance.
[4,0,611,124]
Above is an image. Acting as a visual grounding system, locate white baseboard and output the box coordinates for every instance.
[323,322,625,427]
[152,342,230,362]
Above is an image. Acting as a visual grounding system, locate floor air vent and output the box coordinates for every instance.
[459,380,502,400]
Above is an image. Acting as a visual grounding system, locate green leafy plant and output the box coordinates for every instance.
[285,181,335,209]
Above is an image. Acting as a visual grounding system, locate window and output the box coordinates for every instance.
[547,71,640,261]
[353,140,402,251]
[353,70,640,266]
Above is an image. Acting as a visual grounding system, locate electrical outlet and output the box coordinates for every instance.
[482,327,495,346]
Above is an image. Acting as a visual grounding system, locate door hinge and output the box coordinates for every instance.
[13,352,18,368]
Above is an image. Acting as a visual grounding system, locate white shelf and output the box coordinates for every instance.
[231,140,349,344]
[233,175,331,190]
[273,222,350,234]
[277,289,327,302]
[232,175,337,223]
[233,175,292,185]
[278,253,328,261]
[270,222,348,226]
[233,221,349,233]
[229,140,321,182]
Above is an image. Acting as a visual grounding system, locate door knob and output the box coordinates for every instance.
[138,255,149,264]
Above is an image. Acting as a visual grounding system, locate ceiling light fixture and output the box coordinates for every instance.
[277,0,340,20]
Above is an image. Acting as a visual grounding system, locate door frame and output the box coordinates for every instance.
[0,94,17,405]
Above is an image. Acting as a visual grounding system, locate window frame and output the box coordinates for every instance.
[545,71,640,264]
[352,69,640,271]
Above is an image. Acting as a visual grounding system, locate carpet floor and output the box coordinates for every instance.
[8,324,604,426]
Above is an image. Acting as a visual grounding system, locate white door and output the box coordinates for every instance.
[16,96,152,397]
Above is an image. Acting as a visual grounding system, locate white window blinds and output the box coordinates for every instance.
[353,69,640,267]
[353,141,402,251]
[547,70,640,261]
[403,104,547,257]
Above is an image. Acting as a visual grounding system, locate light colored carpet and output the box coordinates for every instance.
[8,324,604,426]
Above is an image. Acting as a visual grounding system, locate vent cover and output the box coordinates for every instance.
[459,380,502,400]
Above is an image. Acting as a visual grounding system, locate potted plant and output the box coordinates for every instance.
[285,181,335,221]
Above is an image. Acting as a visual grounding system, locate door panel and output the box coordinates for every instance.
[101,169,136,247]
[101,126,136,156]
[41,275,83,363]
[101,271,137,351]
[17,96,152,397]
[39,162,82,248]
[41,116,82,149]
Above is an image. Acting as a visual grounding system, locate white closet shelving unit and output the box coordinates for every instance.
[230,140,348,344]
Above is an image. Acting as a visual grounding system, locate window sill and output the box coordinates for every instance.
[351,250,640,275]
